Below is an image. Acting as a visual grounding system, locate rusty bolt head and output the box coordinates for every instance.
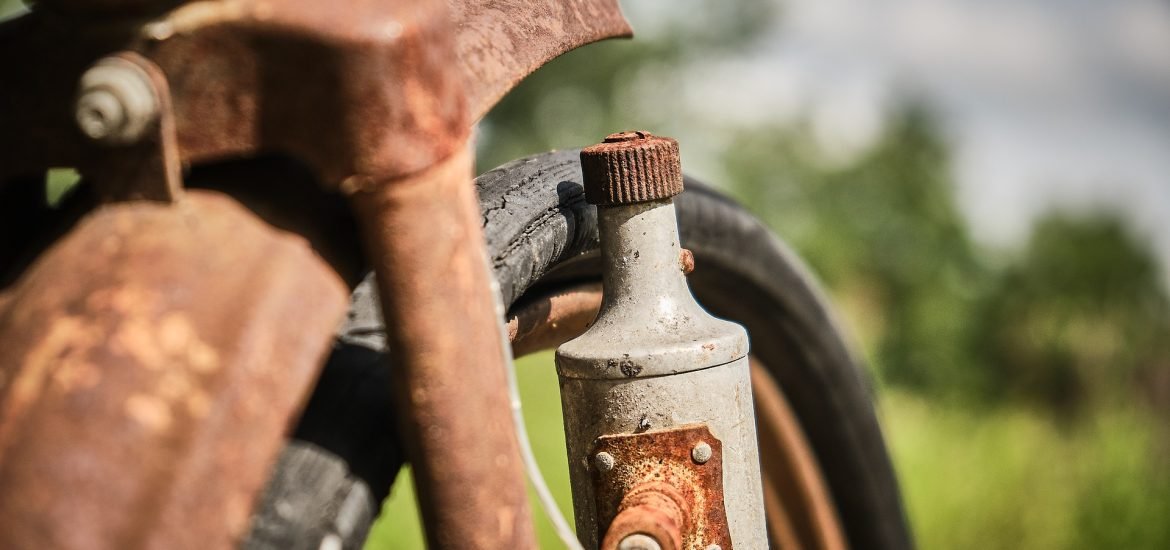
[75,57,159,145]
[691,441,712,464]
[679,248,695,274]
[581,131,684,206]
[618,533,663,550]
[595,451,616,472]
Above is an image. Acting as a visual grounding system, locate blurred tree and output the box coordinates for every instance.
[724,108,994,401]
[726,110,1170,415]
[973,213,1170,416]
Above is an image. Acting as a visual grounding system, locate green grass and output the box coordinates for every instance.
[363,355,1170,549]
[883,391,1170,550]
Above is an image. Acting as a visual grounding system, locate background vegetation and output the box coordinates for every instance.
[4,0,1166,547]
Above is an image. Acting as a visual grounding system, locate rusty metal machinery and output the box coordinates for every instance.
[0,1,634,548]
[556,132,767,549]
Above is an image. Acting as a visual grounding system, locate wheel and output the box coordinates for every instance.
[244,150,913,550]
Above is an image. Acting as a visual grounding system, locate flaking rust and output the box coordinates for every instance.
[592,424,732,550]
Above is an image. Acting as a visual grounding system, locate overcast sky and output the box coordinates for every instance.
[629,0,1170,271]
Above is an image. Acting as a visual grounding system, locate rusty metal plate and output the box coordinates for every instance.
[592,424,733,550]
[0,191,348,549]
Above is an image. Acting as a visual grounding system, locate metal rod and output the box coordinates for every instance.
[349,147,538,550]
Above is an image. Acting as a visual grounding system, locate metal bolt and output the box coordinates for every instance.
[594,451,615,472]
[705,545,723,550]
[691,441,712,464]
[75,57,159,145]
[618,533,662,550]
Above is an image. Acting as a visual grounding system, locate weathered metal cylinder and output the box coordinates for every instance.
[556,194,767,548]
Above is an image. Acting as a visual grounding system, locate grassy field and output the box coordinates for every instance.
[364,352,1170,549]
[884,392,1170,550]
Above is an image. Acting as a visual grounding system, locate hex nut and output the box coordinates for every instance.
[618,533,663,550]
[75,57,159,145]
[594,451,616,472]
[691,441,713,464]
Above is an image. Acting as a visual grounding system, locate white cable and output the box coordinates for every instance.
[490,278,585,550]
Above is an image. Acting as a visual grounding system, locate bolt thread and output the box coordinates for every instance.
[581,131,683,206]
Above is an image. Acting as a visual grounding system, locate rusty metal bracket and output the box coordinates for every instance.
[592,424,733,550]
[81,52,183,203]
[0,0,630,189]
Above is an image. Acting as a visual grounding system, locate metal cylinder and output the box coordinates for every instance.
[556,137,767,547]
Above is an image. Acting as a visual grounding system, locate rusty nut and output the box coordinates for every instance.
[581,131,684,206]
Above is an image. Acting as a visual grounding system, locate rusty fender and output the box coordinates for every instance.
[0,0,630,187]
[0,191,348,549]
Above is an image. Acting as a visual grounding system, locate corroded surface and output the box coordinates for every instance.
[0,1,633,547]
[580,131,684,206]
[507,282,603,357]
[83,53,183,204]
[592,424,733,550]
[0,192,348,549]
[0,0,630,187]
[349,148,537,549]
[451,0,632,120]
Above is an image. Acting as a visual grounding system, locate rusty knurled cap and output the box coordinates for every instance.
[581,131,683,206]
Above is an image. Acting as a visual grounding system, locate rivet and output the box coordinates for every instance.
[691,441,712,464]
[594,451,615,472]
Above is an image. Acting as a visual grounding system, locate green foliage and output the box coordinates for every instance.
[885,391,1170,550]
[973,214,1170,413]
[725,107,1170,415]
[724,108,994,400]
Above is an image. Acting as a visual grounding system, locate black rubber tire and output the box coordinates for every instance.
[245,150,913,550]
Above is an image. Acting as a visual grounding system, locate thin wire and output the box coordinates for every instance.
[490,277,585,550]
